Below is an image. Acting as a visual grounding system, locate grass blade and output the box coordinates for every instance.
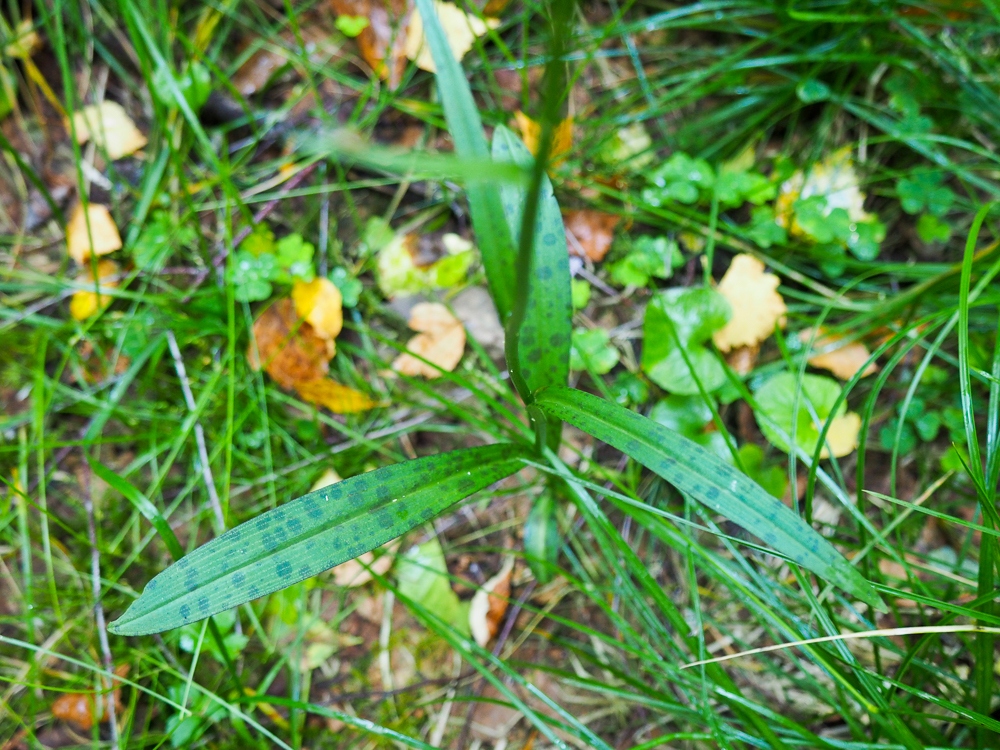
[109,443,529,635]
[492,124,572,397]
[534,386,885,610]
[414,0,517,319]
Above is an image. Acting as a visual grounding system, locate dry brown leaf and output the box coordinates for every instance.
[233,46,287,97]
[292,277,344,341]
[824,411,862,459]
[71,101,147,160]
[713,254,787,352]
[294,378,379,413]
[51,666,127,731]
[800,328,877,380]
[247,299,334,390]
[404,1,499,73]
[66,203,122,265]
[391,302,465,378]
[332,541,400,587]
[513,111,573,164]
[331,0,412,89]
[725,345,759,376]
[469,557,513,647]
[70,260,119,321]
[563,209,620,261]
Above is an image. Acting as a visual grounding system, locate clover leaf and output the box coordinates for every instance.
[897,172,955,217]
[714,167,775,208]
[274,234,315,284]
[608,236,683,287]
[746,206,787,249]
[329,267,362,307]
[570,328,619,374]
[643,152,714,206]
[133,211,196,271]
[650,394,729,458]
[611,371,649,406]
[753,372,861,459]
[736,444,787,500]
[642,287,730,395]
[916,213,952,243]
[231,250,276,302]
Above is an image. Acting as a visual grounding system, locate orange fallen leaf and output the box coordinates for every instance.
[52,665,127,731]
[70,260,119,321]
[469,556,513,647]
[71,101,147,160]
[330,0,412,89]
[391,302,465,378]
[563,209,620,261]
[248,299,334,390]
[800,328,878,381]
[66,203,122,265]
[725,344,759,376]
[293,277,344,341]
[513,111,573,164]
[294,378,379,413]
[713,254,786,352]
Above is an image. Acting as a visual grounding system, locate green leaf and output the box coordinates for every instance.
[746,206,787,249]
[570,327,619,374]
[492,124,572,394]
[133,211,197,271]
[753,372,857,458]
[916,213,952,243]
[897,172,955,216]
[414,0,517,320]
[570,279,591,310]
[335,14,369,37]
[396,539,470,636]
[649,395,728,459]
[243,223,276,256]
[230,250,275,302]
[643,152,714,206]
[608,236,682,287]
[641,287,730,395]
[329,267,362,307]
[274,234,315,283]
[736,443,787,500]
[524,490,560,584]
[533,386,884,610]
[845,219,885,261]
[108,443,529,635]
[611,371,649,406]
[152,62,212,111]
[796,79,831,103]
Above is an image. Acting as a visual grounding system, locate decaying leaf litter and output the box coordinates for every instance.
[2,1,1000,749]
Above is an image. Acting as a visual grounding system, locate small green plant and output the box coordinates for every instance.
[109,0,882,638]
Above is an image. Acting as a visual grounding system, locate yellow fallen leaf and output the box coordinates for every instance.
[713,254,786,352]
[310,467,343,491]
[823,411,862,459]
[66,203,122,265]
[71,101,147,160]
[331,541,399,587]
[292,277,343,341]
[70,260,119,321]
[294,378,379,413]
[800,328,878,381]
[469,556,513,647]
[513,111,573,163]
[391,302,466,378]
[404,1,499,73]
[775,146,874,234]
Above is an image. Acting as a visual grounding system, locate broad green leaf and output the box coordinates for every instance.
[492,124,572,394]
[534,386,885,610]
[108,444,529,635]
[396,539,470,636]
[570,327,618,374]
[754,373,861,459]
[641,287,730,395]
[414,0,516,320]
[649,395,728,459]
[735,443,787,500]
[523,490,559,584]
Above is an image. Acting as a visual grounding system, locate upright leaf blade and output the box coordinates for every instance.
[492,125,572,396]
[534,386,885,610]
[414,0,517,320]
[109,444,529,635]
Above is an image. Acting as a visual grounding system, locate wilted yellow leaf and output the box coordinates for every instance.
[713,254,786,352]
[71,101,147,160]
[800,328,878,381]
[404,1,499,73]
[5,21,41,59]
[70,260,119,320]
[66,203,122,265]
[331,541,399,587]
[294,378,379,413]
[514,111,573,163]
[392,302,465,378]
[310,467,342,491]
[292,277,343,341]
[775,146,874,234]
[469,556,513,647]
[823,411,862,459]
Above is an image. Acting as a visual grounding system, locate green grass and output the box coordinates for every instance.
[3,0,1000,748]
